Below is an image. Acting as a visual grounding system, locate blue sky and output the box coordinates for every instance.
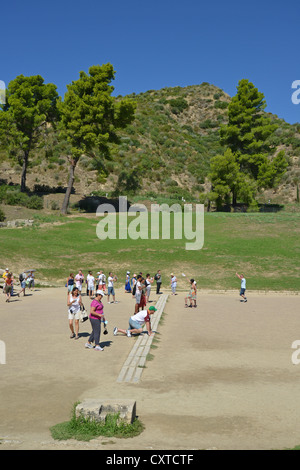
[1,0,299,123]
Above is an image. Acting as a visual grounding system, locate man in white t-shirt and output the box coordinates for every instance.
[134,275,143,313]
[107,272,117,303]
[86,271,95,298]
[113,306,157,337]
[236,272,247,302]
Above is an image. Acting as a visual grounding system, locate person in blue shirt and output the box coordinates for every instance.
[236,272,247,302]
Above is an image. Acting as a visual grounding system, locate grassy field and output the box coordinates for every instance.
[0,210,299,291]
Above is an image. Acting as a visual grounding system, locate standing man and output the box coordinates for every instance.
[236,272,247,302]
[107,272,118,304]
[155,270,162,295]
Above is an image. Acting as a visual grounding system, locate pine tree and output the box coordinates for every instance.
[210,79,288,206]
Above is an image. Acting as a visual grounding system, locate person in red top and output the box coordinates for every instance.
[4,273,13,303]
[85,290,107,351]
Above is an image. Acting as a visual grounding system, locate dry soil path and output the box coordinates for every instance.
[0,287,300,450]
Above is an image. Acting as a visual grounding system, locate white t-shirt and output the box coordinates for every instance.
[108,276,114,288]
[241,278,246,289]
[68,294,81,313]
[87,274,95,287]
[98,274,105,285]
[135,281,142,300]
[171,276,177,287]
[131,309,150,326]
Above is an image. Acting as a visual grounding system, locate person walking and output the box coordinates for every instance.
[19,271,27,297]
[4,273,13,302]
[236,272,247,302]
[85,290,107,351]
[113,305,157,337]
[27,271,35,291]
[155,270,162,294]
[67,286,83,339]
[184,279,197,308]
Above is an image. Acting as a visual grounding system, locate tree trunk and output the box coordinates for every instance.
[20,151,29,192]
[61,160,76,215]
[232,189,237,206]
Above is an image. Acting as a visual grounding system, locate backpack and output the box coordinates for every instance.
[19,273,24,282]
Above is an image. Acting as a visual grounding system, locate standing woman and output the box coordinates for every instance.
[67,286,82,339]
[85,290,106,351]
[145,274,153,303]
[125,271,131,293]
[66,273,74,296]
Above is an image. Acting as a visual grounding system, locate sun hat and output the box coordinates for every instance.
[149,306,157,312]
[96,290,105,296]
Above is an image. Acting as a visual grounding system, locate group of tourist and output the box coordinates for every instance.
[66,270,118,303]
[2,268,35,303]
[66,267,199,351]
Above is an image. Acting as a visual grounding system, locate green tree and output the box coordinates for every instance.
[58,64,136,214]
[212,79,288,205]
[0,75,59,192]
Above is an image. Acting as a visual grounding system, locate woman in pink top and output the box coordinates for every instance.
[85,290,106,351]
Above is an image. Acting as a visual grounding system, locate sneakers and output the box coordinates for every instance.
[126,330,132,337]
[113,327,118,336]
[95,345,104,351]
[244,298,247,302]
[85,342,93,349]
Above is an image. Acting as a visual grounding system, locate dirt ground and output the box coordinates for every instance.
[0,286,300,450]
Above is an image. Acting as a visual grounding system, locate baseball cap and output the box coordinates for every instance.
[96,290,105,296]
[149,306,157,312]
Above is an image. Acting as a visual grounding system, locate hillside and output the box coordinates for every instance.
[1,82,300,209]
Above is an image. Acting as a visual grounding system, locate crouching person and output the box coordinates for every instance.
[113,306,157,337]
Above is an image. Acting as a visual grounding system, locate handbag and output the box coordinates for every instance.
[80,304,88,322]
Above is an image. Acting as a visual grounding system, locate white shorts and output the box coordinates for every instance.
[68,310,81,320]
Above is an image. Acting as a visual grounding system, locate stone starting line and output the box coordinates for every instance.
[116,294,168,384]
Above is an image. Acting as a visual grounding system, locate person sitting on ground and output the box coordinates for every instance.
[113,305,157,337]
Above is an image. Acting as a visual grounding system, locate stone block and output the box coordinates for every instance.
[75,399,136,424]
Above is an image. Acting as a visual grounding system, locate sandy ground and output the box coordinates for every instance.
[0,286,300,450]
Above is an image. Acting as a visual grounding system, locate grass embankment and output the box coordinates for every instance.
[0,211,299,291]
